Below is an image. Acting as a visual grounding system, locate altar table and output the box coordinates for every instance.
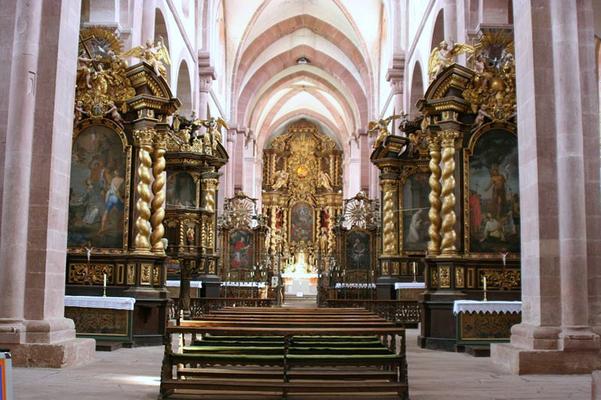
[453,300,521,352]
[64,295,136,347]
[395,281,425,301]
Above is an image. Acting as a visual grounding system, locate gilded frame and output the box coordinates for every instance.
[288,201,315,245]
[69,118,132,254]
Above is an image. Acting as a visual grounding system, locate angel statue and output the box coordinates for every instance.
[121,37,171,78]
[428,40,477,82]
[367,114,401,149]
[271,170,289,191]
[194,117,227,152]
[318,170,333,191]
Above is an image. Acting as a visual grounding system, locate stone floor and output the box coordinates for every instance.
[11,329,591,400]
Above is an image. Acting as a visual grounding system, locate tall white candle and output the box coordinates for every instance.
[412,262,416,276]
[483,276,487,292]
[103,273,107,288]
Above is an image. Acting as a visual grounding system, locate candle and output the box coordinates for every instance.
[412,262,417,276]
[103,273,107,288]
[483,276,487,292]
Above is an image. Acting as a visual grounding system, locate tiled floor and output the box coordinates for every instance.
[11,329,591,399]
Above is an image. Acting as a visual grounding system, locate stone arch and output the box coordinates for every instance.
[431,9,444,50]
[409,62,424,118]
[176,60,193,116]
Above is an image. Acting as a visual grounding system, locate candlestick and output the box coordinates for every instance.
[483,275,487,302]
[103,273,107,297]
[412,262,417,282]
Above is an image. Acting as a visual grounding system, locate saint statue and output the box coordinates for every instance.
[272,170,289,191]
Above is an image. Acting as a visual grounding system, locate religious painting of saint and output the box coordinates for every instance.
[346,231,371,269]
[68,125,126,248]
[229,230,253,269]
[290,202,313,243]
[469,130,520,252]
[166,172,196,208]
[402,173,430,251]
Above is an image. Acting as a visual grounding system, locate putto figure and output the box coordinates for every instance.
[367,114,400,149]
[121,36,171,78]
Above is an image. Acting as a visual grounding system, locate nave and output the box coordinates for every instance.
[12,327,590,400]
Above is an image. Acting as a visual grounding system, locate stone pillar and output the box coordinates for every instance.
[198,52,215,120]
[443,0,457,42]
[479,0,511,25]
[140,0,156,43]
[386,53,405,136]
[234,128,245,190]
[226,128,237,197]
[359,129,369,192]
[0,0,95,367]
[491,0,601,374]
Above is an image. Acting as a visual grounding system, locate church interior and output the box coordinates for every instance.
[1,0,601,399]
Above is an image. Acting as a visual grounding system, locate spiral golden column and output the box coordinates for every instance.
[381,179,398,255]
[150,134,167,253]
[201,177,218,251]
[440,130,458,254]
[133,129,154,253]
[427,136,442,255]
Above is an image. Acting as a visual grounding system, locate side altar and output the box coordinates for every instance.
[65,29,227,344]
[371,31,521,351]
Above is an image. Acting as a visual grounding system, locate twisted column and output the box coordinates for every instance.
[381,179,398,255]
[427,135,442,255]
[440,130,458,254]
[150,133,167,253]
[133,129,154,253]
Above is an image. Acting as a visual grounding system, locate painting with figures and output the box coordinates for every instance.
[166,172,196,208]
[469,130,520,252]
[402,173,430,251]
[290,202,313,243]
[346,231,371,269]
[229,230,253,269]
[68,125,126,248]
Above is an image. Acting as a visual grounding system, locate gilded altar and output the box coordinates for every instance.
[261,120,343,274]
[371,30,521,351]
[66,28,227,343]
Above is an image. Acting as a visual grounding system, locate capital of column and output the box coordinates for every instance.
[198,51,216,93]
[386,53,405,95]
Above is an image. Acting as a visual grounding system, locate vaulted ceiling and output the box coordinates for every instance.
[224,0,389,151]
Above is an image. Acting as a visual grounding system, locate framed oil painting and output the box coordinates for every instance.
[229,229,253,269]
[402,173,430,252]
[68,125,127,248]
[166,172,196,208]
[346,231,371,269]
[290,202,313,243]
[468,130,520,253]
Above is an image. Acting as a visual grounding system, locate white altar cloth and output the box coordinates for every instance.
[64,295,136,311]
[394,282,426,290]
[335,283,376,289]
[221,281,266,288]
[166,280,203,288]
[453,300,521,315]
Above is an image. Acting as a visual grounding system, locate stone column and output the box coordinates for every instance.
[141,0,156,43]
[226,128,237,198]
[0,0,95,367]
[198,52,215,120]
[443,0,457,43]
[386,53,405,136]
[359,129,369,192]
[491,0,601,374]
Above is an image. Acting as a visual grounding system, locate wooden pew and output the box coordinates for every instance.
[159,308,408,400]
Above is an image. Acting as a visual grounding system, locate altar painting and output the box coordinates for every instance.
[68,125,126,248]
[346,231,370,269]
[402,173,430,251]
[229,229,253,269]
[468,131,520,252]
[290,202,313,243]
[166,172,196,207]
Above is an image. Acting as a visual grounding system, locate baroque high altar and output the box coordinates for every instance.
[262,121,343,274]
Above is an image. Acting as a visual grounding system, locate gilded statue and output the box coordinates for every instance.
[318,170,333,191]
[367,114,401,149]
[428,40,477,81]
[194,117,227,153]
[121,37,171,78]
[271,170,289,191]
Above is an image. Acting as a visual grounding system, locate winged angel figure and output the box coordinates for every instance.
[121,37,171,78]
[367,114,401,149]
[428,40,477,82]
